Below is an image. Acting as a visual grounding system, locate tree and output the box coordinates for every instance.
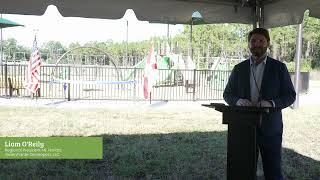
[2,38,30,61]
[303,11,320,69]
[41,41,66,55]
[269,26,296,62]
[40,41,66,63]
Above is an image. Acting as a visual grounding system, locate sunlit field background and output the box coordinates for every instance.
[0,81,319,179]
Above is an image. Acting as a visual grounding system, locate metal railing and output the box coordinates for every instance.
[0,64,231,101]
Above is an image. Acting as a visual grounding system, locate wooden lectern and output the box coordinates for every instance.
[202,103,270,180]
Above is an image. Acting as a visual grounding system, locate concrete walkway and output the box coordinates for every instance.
[0,81,319,109]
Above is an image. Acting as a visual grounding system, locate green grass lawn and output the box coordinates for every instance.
[0,104,319,179]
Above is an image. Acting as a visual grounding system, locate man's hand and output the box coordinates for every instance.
[236,99,253,106]
[257,100,273,107]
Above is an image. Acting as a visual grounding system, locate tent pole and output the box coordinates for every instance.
[260,4,264,28]
[167,24,170,50]
[0,28,2,65]
[253,0,264,28]
[189,21,193,61]
[0,13,3,65]
[252,1,257,28]
[293,23,303,109]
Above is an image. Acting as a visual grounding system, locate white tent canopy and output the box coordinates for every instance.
[1,0,318,108]
[1,0,320,28]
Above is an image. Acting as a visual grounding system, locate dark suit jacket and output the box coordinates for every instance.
[223,57,296,136]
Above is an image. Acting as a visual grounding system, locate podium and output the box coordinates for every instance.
[202,103,270,180]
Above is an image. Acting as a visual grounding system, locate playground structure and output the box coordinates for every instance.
[0,46,235,101]
[123,51,232,87]
[49,47,139,100]
[51,47,120,81]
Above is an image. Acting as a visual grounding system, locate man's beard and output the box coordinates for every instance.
[250,47,268,58]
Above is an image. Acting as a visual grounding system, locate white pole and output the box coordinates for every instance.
[189,21,193,61]
[126,20,128,67]
[167,24,170,53]
[167,24,170,43]
[0,28,3,65]
[1,13,3,65]
[293,23,303,109]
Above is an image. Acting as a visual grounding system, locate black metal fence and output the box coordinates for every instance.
[0,64,231,101]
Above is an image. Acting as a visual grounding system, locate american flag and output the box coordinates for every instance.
[25,36,41,93]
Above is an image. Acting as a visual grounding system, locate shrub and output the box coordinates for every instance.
[285,59,312,72]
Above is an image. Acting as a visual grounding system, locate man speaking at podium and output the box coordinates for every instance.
[223,28,296,180]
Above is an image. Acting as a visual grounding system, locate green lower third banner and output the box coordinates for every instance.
[0,137,103,159]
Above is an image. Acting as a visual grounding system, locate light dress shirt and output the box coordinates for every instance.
[250,56,267,105]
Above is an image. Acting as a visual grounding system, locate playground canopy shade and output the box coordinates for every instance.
[186,11,206,26]
[0,17,23,28]
[1,0,320,28]
[0,17,24,62]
